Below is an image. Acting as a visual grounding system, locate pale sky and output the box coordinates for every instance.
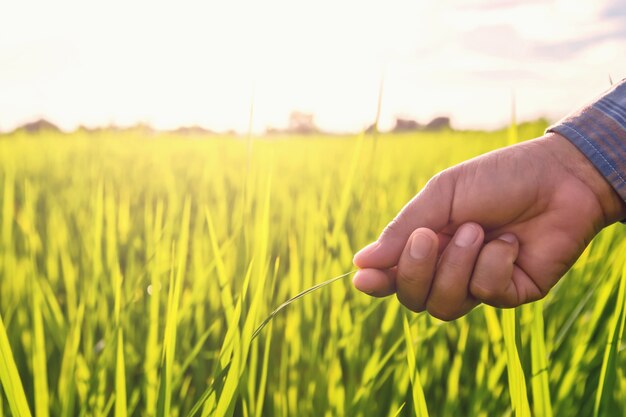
[1,0,625,133]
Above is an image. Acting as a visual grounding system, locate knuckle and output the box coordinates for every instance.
[427,170,447,186]
[493,240,517,263]
[441,257,467,275]
[397,293,424,313]
[380,217,405,241]
[426,301,458,322]
[397,266,418,284]
[469,279,500,303]
[522,279,549,304]
[525,292,544,304]
[426,168,455,191]
[537,285,550,300]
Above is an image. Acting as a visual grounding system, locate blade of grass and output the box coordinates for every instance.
[593,252,626,417]
[530,301,552,417]
[444,318,469,415]
[402,313,429,417]
[172,322,219,389]
[32,280,49,417]
[114,260,127,417]
[251,270,356,340]
[58,303,84,417]
[157,198,191,417]
[390,402,406,417]
[253,322,273,417]
[214,173,274,417]
[352,316,416,406]
[187,269,356,417]
[0,313,32,417]
[502,308,531,417]
[248,258,280,417]
[115,328,127,417]
[188,263,254,417]
[144,200,164,417]
[205,207,235,323]
[1,169,14,247]
[551,276,602,359]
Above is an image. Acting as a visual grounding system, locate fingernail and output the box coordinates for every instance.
[498,233,517,244]
[455,224,479,247]
[410,232,433,259]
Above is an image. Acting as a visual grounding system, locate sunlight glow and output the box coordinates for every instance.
[0,0,625,133]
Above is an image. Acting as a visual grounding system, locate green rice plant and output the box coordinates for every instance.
[403,314,429,417]
[1,121,625,416]
[501,308,531,417]
[529,301,552,417]
[114,261,127,417]
[0,313,32,417]
[31,279,49,417]
[157,198,191,417]
[115,328,127,417]
[57,303,84,417]
[251,270,355,340]
[594,242,626,417]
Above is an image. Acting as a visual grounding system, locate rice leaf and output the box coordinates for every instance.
[251,270,355,340]
[530,301,552,417]
[32,280,49,417]
[115,329,127,417]
[593,253,626,417]
[0,313,32,417]
[502,308,531,417]
[402,313,429,417]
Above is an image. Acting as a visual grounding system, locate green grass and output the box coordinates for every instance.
[0,122,625,416]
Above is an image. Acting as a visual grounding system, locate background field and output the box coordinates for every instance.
[1,123,625,417]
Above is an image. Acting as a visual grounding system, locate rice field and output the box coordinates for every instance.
[0,122,625,417]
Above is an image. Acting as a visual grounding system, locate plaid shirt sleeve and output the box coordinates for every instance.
[547,79,626,204]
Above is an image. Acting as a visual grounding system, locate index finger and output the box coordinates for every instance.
[353,172,455,270]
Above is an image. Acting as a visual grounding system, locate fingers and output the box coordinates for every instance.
[354,219,546,319]
[353,172,455,270]
[392,223,484,321]
[352,228,441,302]
[469,234,542,307]
[395,228,439,312]
[354,223,485,319]
[352,268,396,297]
[425,223,483,320]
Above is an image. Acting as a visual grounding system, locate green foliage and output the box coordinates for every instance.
[0,123,625,416]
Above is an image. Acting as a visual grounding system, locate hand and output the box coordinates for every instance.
[352,133,626,320]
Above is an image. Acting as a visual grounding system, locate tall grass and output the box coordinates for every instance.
[0,122,625,416]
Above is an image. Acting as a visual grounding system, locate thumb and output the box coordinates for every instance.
[353,171,455,269]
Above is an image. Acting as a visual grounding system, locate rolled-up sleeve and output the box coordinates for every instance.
[547,79,626,204]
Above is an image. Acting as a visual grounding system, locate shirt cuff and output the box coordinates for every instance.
[546,79,626,206]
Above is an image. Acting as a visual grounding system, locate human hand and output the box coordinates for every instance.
[353,133,626,320]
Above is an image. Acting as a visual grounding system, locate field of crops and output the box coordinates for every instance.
[1,122,625,417]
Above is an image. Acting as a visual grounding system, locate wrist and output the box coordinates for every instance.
[543,132,626,225]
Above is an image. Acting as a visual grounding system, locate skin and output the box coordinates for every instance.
[352,133,626,321]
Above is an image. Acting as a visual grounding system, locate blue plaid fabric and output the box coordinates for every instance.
[547,79,626,204]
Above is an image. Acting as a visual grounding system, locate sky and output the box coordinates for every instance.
[1,0,625,133]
